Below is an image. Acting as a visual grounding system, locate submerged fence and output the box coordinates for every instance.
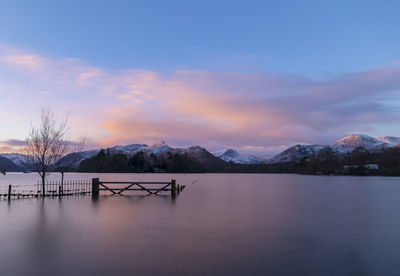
[1,178,186,199]
[0,180,91,199]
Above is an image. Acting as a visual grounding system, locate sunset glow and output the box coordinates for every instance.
[0,1,399,157]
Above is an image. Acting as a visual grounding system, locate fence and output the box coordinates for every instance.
[0,180,91,199]
[0,178,186,199]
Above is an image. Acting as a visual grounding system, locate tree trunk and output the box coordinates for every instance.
[41,174,46,197]
[61,171,64,186]
[61,171,64,195]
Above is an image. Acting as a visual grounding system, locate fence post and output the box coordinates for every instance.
[8,185,11,200]
[171,179,176,197]
[92,178,99,197]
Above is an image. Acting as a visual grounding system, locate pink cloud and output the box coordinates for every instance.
[3,54,46,71]
[1,45,400,157]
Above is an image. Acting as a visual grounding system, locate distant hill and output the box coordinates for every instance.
[332,134,388,149]
[212,149,262,164]
[0,153,27,169]
[76,142,227,173]
[183,146,226,170]
[266,134,400,164]
[0,156,22,172]
[2,133,400,172]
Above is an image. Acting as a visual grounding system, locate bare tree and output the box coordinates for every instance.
[21,109,83,196]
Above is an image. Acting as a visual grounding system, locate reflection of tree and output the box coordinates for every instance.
[26,199,64,275]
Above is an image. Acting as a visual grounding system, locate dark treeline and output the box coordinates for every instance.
[296,146,400,176]
[78,149,205,173]
[77,147,400,176]
[220,162,299,174]
[77,148,298,174]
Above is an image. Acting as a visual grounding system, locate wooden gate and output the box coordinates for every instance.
[91,178,185,196]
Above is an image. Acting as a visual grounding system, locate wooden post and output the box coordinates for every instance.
[58,185,62,197]
[92,178,99,197]
[8,185,11,200]
[171,179,176,197]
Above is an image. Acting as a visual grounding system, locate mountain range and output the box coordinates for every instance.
[212,149,262,164]
[0,134,399,171]
[267,134,400,164]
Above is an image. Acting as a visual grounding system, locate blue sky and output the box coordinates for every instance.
[1,0,399,75]
[0,0,399,156]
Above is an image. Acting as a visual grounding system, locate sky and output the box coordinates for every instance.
[0,0,399,157]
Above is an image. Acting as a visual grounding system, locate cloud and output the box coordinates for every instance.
[3,54,46,71]
[0,139,26,146]
[1,45,400,157]
[0,139,25,153]
[99,68,400,155]
[0,137,100,154]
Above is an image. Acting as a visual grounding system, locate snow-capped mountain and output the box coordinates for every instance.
[376,136,400,146]
[58,142,225,169]
[2,134,399,170]
[0,156,22,172]
[105,142,172,156]
[212,149,261,164]
[266,134,400,164]
[0,153,27,169]
[59,142,170,168]
[265,144,357,164]
[266,144,325,163]
[145,141,173,155]
[108,144,148,155]
[332,134,388,149]
[57,149,100,169]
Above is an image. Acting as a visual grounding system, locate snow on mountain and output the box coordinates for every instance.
[213,149,261,164]
[58,149,101,169]
[0,156,22,172]
[145,141,172,155]
[90,142,171,157]
[332,134,388,149]
[266,134,400,164]
[214,149,248,164]
[248,155,262,164]
[108,144,148,155]
[265,144,360,164]
[183,145,206,156]
[266,144,326,163]
[0,153,27,169]
[5,134,400,169]
[376,136,400,146]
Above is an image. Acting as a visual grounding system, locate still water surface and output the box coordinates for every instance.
[1,173,400,276]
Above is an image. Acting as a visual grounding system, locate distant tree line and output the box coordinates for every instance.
[296,147,400,176]
[78,149,205,173]
[76,149,304,174]
[72,146,400,176]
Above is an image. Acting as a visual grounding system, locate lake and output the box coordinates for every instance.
[1,173,400,276]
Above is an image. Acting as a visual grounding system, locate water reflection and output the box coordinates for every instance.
[1,174,400,275]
